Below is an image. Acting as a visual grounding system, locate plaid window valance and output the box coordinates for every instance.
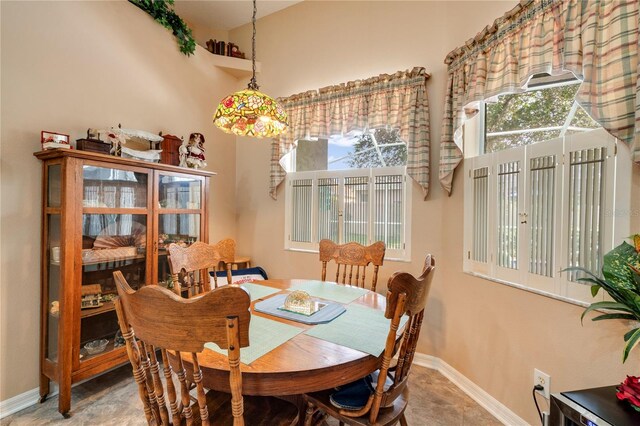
[439,0,639,194]
[271,67,431,200]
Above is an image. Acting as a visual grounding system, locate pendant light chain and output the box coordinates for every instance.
[248,0,259,90]
[213,0,288,138]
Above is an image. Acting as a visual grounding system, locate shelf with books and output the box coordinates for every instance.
[211,54,261,79]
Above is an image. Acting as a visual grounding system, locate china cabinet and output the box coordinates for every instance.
[34,149,214,416]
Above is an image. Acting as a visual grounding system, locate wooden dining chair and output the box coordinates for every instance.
[113,271,299,426]
[304,254,436,426]
[319,239,386,291]
[167,239,235,297]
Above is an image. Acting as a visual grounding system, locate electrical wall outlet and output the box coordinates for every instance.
[534,369,551,399]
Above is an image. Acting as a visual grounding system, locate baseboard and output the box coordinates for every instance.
[413,353,529,426]
[0,385,58,420]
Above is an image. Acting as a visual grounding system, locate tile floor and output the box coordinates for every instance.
[1,365,502,425]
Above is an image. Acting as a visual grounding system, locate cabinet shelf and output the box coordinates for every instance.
[80,301,115,319]
[80,254,145,267]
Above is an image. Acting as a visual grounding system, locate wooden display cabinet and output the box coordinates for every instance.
[34,149,214,417]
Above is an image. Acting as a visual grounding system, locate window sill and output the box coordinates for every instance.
[284,247,411,263]
[463,270,589,308]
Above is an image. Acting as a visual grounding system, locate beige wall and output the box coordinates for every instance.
[229,1,640,424]
[0,1,239,401]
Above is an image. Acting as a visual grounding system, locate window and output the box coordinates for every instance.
[284,129,411,260]
[464,76,632,304]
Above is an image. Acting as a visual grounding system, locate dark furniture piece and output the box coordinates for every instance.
[550,385,640,426]
[34,149,214,417]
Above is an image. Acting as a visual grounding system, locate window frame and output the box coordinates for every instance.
[284,165,412,261]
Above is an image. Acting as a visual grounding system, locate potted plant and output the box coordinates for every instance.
[568,234,640,411]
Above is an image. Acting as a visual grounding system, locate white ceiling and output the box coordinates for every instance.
[174,1,303,31]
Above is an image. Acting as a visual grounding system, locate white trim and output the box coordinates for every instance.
[413,353,528,426]
[0,386,59,419]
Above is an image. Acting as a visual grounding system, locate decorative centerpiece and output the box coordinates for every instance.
[41,131,70,150]
[280,290,327,316]
[81,284,103,309]
[84,339,108,355]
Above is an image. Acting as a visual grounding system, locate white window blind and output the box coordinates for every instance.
[566,147,606,282]
[497,160,520,270]
[291,178,313,243]
[472,167,489,263]
[528,154,556,278]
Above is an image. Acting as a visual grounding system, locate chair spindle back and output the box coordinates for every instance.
[113,270,250,426]
[167,239,235,297]
[319,239,385,291]
[369,254,435,423]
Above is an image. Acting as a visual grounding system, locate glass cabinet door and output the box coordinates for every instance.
[156,173,204,287]
[44,163,63,363]
[79,165,149,363]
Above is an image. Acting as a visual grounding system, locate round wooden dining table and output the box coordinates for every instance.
[192,278,388,396]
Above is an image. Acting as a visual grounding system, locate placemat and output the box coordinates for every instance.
[304,304,409,356]
[239,282,281,301]
[254,293,346,324]
[205,315,303,365]
[288,280,368,304]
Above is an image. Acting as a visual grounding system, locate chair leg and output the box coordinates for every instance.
[399,413,408,426]
[304,401,316,426]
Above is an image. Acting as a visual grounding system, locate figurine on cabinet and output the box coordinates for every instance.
[184,133,207,169]
[179,138,189,167]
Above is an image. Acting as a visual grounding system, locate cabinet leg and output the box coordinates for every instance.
[58,378,71,418]
[39,374,50,403]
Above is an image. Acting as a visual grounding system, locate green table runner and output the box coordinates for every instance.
[289,280,368,304]
[304,305,409,356]
[239,282,281,301]
[205,315,303,365]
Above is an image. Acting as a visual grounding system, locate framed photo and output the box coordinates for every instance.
[41,131,70,150]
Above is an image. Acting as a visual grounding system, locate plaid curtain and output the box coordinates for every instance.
[439,0,639,194]
[270,67,431,200]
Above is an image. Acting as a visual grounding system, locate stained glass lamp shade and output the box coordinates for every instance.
[214,89,288,138]
[213,0,288,138]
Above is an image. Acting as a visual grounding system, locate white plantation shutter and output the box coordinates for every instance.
[566,147,607,281]
[317,177,339,242]
[497,160,521,270]
[285,167,409,260]
[472,167,489,263]
[373,175,404,251]
[343,176,370,245]
[528,155,557,278]
[464,128,628,304]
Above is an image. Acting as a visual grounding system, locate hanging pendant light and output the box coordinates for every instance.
[213,0,288,138]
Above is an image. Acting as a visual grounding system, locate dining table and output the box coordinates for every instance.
[169,278,400,425]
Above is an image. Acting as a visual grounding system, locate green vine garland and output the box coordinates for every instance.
[129,0,196,56]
